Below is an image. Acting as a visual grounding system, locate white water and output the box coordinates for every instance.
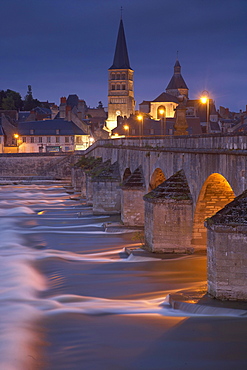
[0,184,246,369]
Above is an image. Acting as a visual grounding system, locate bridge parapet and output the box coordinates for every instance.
[86,134,247,153]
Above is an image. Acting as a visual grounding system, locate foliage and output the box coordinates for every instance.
[0,89,23,110]
[0,85,41,111]
[23,85,41,111]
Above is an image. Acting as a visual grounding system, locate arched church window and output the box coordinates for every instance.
[111,73,115,80]
[122,85,126,90]
[112,85,115,90]
[117,84,120,90]
[121,73,126,80]
[157,106,166,119]
[116,74,120,80]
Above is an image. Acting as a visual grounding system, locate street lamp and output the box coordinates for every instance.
[123,124,129,137]
[137,114,143,146]
[200,90,210,134]
[14,134,19,152]
[158,108,166,136]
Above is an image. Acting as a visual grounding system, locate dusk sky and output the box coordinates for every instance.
[1,0,246,112]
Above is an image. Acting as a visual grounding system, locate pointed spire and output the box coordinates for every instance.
[174,59,181,74]
[109,19,131,70]
[166,59,188,95]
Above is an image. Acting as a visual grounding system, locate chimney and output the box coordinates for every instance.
[60,97,67,105]
[66,105,71,121]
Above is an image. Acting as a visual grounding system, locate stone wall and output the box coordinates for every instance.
[121,188,145,226]
[145,200,193,253]
[92,181,121,214]
[207,225,247,301]
[0,153,80,180]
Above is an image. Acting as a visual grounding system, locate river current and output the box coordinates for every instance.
[0,183,246,370]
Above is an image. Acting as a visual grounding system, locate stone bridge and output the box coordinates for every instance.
[82,134,247,247]
[78,134,247,301]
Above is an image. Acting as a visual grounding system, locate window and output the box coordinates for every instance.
[47,137,51,143]
[117,84,120,90]
[30,129,34,134]
[122,85,126,90]
[39,137,42,143]
[22,137,26,143]
[30,137,34,143]
[111,73,115,80]
[116,73,120,80]
[56,129,59,135]
[56,136,60,143]
[76,136,81,143]
[65,137,69,143]
[0,137,1,144]
[121,73,126,80]
[111,85,115,90]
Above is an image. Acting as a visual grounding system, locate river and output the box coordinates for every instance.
[0,183,246,370]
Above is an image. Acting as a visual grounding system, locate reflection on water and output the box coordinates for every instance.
[0,183,246,370]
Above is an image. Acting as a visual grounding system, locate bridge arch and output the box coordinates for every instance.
[122,168,131,182]
[192,173,235,249]
[149,168,166,191]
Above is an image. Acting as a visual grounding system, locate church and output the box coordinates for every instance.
[107,18,218,135]
[106,19,135,131]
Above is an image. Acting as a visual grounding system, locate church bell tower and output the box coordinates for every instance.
[106,19,135,131]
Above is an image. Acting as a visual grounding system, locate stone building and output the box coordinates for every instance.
[139,59,188,120]
[106,19,135,131]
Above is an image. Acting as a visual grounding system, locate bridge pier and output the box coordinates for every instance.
[206,190,247,301]
[92,162,121,214]
[120,166,146,226]
[143,170,194,253]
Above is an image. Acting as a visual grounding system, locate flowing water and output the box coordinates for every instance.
[0,183,246,370]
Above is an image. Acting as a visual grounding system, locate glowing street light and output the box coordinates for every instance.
[137,114,143,146]
[200,90,210,134]
[123,124,129,137]
[13,134,20,152]
[158,108,166,136]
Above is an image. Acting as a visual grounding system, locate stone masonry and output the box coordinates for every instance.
[143,170,193,253]
[92,161,121,214]
[120,166,146,226]
[206,190,247,301]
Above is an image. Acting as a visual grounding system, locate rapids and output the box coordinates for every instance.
[0,183,246,370]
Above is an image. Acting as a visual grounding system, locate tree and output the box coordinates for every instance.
[23,85,41,111]
[0,89,23,110]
